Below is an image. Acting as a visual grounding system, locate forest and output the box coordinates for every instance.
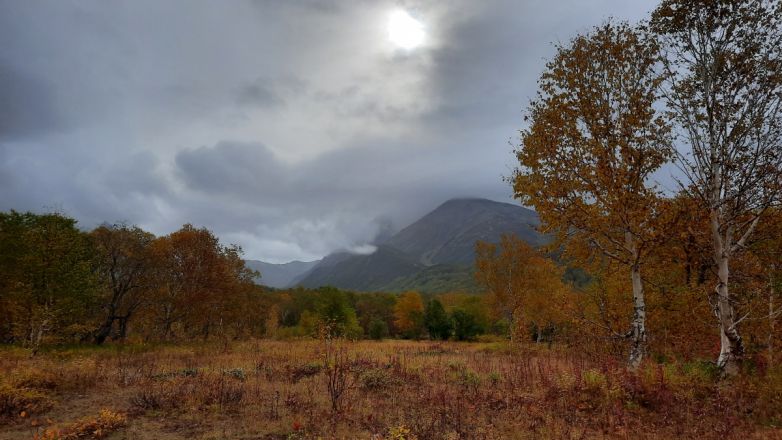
[0,211,506,346]
[2,0,782,438]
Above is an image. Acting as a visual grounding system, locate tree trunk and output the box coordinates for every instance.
[769,264,776,368]
[162,303,175,340]
[93,316,114,345]
[117,316,129,341]
[712,216,744,375]
[628,262,647,370]
[30,317,48,357]
[626,231,647,370]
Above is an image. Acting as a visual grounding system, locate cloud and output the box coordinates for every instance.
[349,244,378,255]
[236,83,283,108]
[0,0,660,262]
[170,139,494,261]
[0,63,65,140]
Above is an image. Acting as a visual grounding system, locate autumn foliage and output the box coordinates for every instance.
[512,3,782,375]
[1,0,782,438]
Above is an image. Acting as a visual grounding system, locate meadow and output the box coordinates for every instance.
[2,339,781,440]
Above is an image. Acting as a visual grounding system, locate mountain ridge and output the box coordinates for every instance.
[294,198,544,292]
[244,259,319,288]
[248,198,544,292]
[384,198,541,266]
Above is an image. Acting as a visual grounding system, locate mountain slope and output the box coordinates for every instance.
[297,245,423,291]
[385,198,542,266]
[291,198,544,292]
[380,264,482,294]
[244,259,319,288]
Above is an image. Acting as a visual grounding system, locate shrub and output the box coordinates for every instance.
[152,368,199,381]
[451,309,483,341]
[582,369,607,391]
[130,385,179,411]
[198,377,245,408]
[458,370,481,393]
[34,409,126,439]
[447,360,465,372]
[683,360,720,382]
[179,367,199,378]
[387,425,418,440]
[14,370,59,390]
[368,318,389,340]
[0,384,54,417]
[360,368,398,391]
[222,368,246,381]
[289,362,323,382]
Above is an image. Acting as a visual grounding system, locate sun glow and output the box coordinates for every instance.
[387,9,425,50]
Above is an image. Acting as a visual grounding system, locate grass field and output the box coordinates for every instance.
[1,339,781,439]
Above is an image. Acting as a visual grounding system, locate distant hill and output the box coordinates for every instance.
[294,198,545,292]
[244,259,319,288]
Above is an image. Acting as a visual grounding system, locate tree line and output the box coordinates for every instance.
[0,211,514,349]
[1,204,779,378]
[0,212,261,352]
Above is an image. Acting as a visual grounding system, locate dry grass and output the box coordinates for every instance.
[1,340,781,439]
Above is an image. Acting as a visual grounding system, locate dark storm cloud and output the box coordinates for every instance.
[0,0,659,262]
[0,63,64,140]
[422,0,658,131]
[173,138,504,253]
[176,142,288,198]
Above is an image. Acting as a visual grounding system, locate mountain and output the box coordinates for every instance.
[297,245,423,291]
[385,198,542,266]
[294,198,545,292]
[244,259,319,288]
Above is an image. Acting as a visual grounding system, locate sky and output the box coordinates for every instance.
[0,0,659,263]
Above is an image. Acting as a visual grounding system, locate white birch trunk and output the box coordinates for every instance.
[626,232,646,370]
[711,210,744,375]
[770,264,776,368]
[628,264,647,370]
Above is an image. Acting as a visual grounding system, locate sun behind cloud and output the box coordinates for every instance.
[387,9,425,50]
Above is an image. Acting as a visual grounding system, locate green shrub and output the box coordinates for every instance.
[368,318,389,340]
[582,369,607,391]
[458,369,481,392]
[360,368,398,391]
[222,368,246,381]
[682,360,720,382]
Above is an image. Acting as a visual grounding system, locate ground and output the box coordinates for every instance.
[1,339,781,439]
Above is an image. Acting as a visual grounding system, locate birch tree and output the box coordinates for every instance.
[512,22,672,369]
[651,0,782,375]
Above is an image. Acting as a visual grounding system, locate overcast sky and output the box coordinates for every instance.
[0,0,658,263]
